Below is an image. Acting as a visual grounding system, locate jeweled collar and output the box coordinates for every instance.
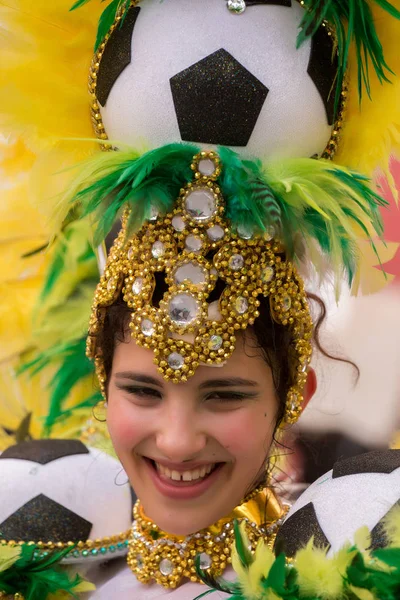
[127,487,287,589]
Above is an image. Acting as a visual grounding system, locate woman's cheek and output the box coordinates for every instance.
[212,407,274,457]
[107,397,146,450]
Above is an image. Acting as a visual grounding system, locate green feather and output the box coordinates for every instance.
[70,143,199,244]
[0,545,86,600]
[298,0,400,111]
[63,144,386,294]
[19,338,99,436]
[219,147,282,235]
[233,520,254,569]
[70,0,131,52]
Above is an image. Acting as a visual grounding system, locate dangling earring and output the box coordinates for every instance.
[92,400,107,422]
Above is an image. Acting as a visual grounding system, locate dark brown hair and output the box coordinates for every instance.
[98,290,359,420]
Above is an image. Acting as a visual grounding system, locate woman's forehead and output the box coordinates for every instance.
[112,332,271,386]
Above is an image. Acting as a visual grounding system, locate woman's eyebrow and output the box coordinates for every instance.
[199,378,259,390]
[114,372,163,387]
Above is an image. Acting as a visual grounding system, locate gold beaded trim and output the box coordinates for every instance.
[127,489,288,589]
[86,150,313,424]
[0,530,131,560]
[88,1,346,160]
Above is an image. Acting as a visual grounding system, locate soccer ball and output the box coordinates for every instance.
[275,449,400,556]
[0,439,133,562]
[97,0,336,160]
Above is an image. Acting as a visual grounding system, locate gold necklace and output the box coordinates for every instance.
[127,487,288,589]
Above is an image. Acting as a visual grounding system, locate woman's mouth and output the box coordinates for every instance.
[144,458,224,500]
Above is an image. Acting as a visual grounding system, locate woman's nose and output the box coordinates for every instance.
[155,407,207,461]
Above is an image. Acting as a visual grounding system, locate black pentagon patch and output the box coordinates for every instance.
[97,6,141,107]
[307,25,338,125]
[274,502,330,558]
[0,494,92,543]
[370,499,400,550]
[170,48,269,147]
[0,439,89,465]
[333,450,400,479]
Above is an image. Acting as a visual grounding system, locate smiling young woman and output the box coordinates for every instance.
[104,297,317,539]
[1,0,398,596]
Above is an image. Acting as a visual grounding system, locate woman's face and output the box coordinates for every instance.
[107,333,280,536]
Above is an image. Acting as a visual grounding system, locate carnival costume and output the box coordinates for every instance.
[1,0,400,598]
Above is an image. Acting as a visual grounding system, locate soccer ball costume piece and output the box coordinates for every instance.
[275,449,400,556]
[96,0,335,160]
[0,440,132,563]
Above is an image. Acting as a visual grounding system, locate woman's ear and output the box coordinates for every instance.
[302,367,317,411]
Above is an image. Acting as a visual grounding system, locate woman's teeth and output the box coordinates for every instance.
[155,462,215,482]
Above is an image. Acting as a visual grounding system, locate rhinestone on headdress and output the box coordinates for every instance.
[227,0,246,13]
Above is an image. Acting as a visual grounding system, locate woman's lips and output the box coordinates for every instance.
[144,458,225,500]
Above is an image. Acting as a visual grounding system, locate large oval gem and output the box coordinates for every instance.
[141,319,154,337]
[261,266,274,284]
[185,188,216,222]
[159,557,174,576]
[235,297,248,314]
[229,254,244,271]
[174,262,207,287]
[131,277,144,295]
[198,552,212,570]
[207,225,225,242]
[169,293,200,326]
[208,335,223,351]
[185,234,203,253]
[151,240,165,258]
[172,214,186,232]
[198,159,216,177]
[167,353,185,371]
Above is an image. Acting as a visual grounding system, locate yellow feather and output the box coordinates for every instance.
[295,538,355,599]
[381,503,400,548]
[232,523,276,600]
[0,545,21,572]
[335,0,400,175]
[348,586,376,600]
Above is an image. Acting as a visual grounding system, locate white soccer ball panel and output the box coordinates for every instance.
[100,0,332,159]
[286,468,400,552]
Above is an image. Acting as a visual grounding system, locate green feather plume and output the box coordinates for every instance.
[0,544,92,600]
[19,338,101,436]
[65,144,386,293]
[67,143,199,245]
[298,0,400,110]
[220,147,386,289]
[197,516,400,600]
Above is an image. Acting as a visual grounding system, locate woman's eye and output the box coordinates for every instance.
[117,385,162,399]
[204,391,248,402]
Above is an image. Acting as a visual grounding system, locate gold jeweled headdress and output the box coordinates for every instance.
[82,144,384,427]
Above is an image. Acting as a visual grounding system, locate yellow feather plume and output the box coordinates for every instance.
[335,0,400,176]
[232,522,277,600]
[295,538,355,599]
